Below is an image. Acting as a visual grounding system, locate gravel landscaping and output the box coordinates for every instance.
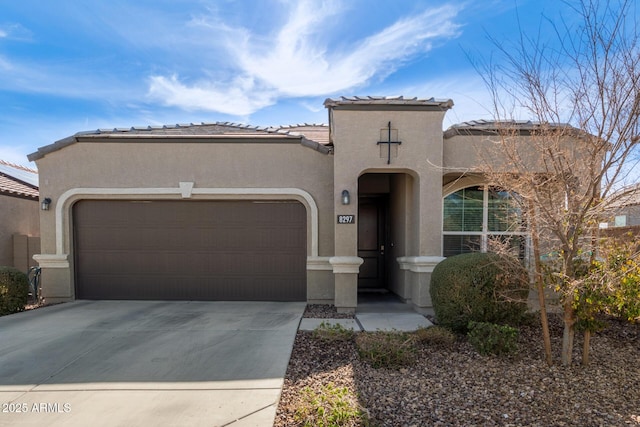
[275,308,640,426]
[303,304,355,319]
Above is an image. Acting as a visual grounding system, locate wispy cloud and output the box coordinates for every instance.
[239,3,461,96]
[0,23,32,41]
[148,0,463,115]
[148,74,277,116]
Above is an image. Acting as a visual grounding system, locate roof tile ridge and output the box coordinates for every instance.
[326,95,453,105]
[276,123,329,129]
[215,121,264,131]
[0,159,38,174]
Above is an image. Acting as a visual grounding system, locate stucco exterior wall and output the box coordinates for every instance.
[331,109,446,255]
[34,139,335,302]
[0,195,39,270]
[29,98,596,312]
[329,107,447,311]
[443,133,591,174]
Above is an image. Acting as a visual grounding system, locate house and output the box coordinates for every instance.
[600,184,640,242]
[29,96,549,313]
[602,184,640,228]
[0,160,40,272]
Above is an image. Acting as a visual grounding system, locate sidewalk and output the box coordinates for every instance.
[299,294,433,332]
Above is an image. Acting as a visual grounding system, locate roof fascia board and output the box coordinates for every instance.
[300,136,332,155]
[443,124,586,139]
[326,104,450,112]
[29,133,331,161]
[74,134,302,143]
[0,189,38,200]
[28,135,77,162]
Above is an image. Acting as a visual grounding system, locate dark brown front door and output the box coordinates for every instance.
[357,196,387,289]
[73,200,306,301]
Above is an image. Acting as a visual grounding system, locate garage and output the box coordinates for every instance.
[73,199,306,301]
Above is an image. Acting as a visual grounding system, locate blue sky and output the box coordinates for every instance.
[0,0,581,167]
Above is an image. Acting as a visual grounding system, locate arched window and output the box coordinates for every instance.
[443,185,528,258]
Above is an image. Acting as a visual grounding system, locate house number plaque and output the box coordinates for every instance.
[337,215,355,224]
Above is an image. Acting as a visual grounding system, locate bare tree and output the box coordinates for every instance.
[475,0,640,366]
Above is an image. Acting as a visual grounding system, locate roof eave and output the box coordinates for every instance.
[0,188,39,200]
[27,132,307,162]
[300,136,332,155]
[324,96,454,111]
[28,135,78,162]
[443,122,580,139]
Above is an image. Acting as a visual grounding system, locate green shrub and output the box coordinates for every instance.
[313,322,355,342]
[413,326,457,348]
[355,331,417,369]
[294,383,370,427]
[430,252,529,333]
[0,266,29,316]
[467,321,519,356]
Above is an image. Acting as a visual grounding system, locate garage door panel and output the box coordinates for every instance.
[73,200,306,301]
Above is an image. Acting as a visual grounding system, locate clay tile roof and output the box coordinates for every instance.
[444,120,574,138]
[28,121,332,161]
[274,124,330,145]
[0,160,39,199]
[74,122,293,138]
[324,95,454,109]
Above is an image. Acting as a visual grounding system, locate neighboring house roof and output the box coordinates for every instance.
[324,95,454,110]
[606,183,640,209]
[28,122,332,161]
[0,160,39,200]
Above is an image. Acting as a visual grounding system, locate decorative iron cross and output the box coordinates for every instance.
[377,121,402,164]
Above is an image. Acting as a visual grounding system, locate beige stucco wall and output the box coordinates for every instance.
[443,133,593,174]
[34,139,335,302]
[0,195,39,270]
[329,107,447,311]
[331,109,446,255]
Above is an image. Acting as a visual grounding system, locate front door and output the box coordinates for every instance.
[358,196,387,289]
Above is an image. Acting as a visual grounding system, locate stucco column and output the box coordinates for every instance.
[332,169,360,311]
[329,256,363,313]
[397,256,445,313]
[32,254,72,303]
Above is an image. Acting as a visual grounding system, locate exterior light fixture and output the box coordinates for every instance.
[341,190,350,205]
[41,197,52,211]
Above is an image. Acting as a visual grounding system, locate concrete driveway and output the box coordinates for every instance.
[0,300,305,427]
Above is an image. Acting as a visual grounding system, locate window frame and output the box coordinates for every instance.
[442,185,529,258]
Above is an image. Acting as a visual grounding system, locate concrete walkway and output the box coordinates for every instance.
[299,295,433,332]
[0,300,305,427]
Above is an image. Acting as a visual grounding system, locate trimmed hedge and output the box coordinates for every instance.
[0,266,29,316]
[430,252,529,332]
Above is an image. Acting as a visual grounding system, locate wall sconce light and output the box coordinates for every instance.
[341,190,351,205]
[41,197,52,211]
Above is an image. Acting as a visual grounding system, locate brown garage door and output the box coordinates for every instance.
[73,200,306,301]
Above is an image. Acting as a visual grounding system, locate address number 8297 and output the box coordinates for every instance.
[337,215,355,224]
